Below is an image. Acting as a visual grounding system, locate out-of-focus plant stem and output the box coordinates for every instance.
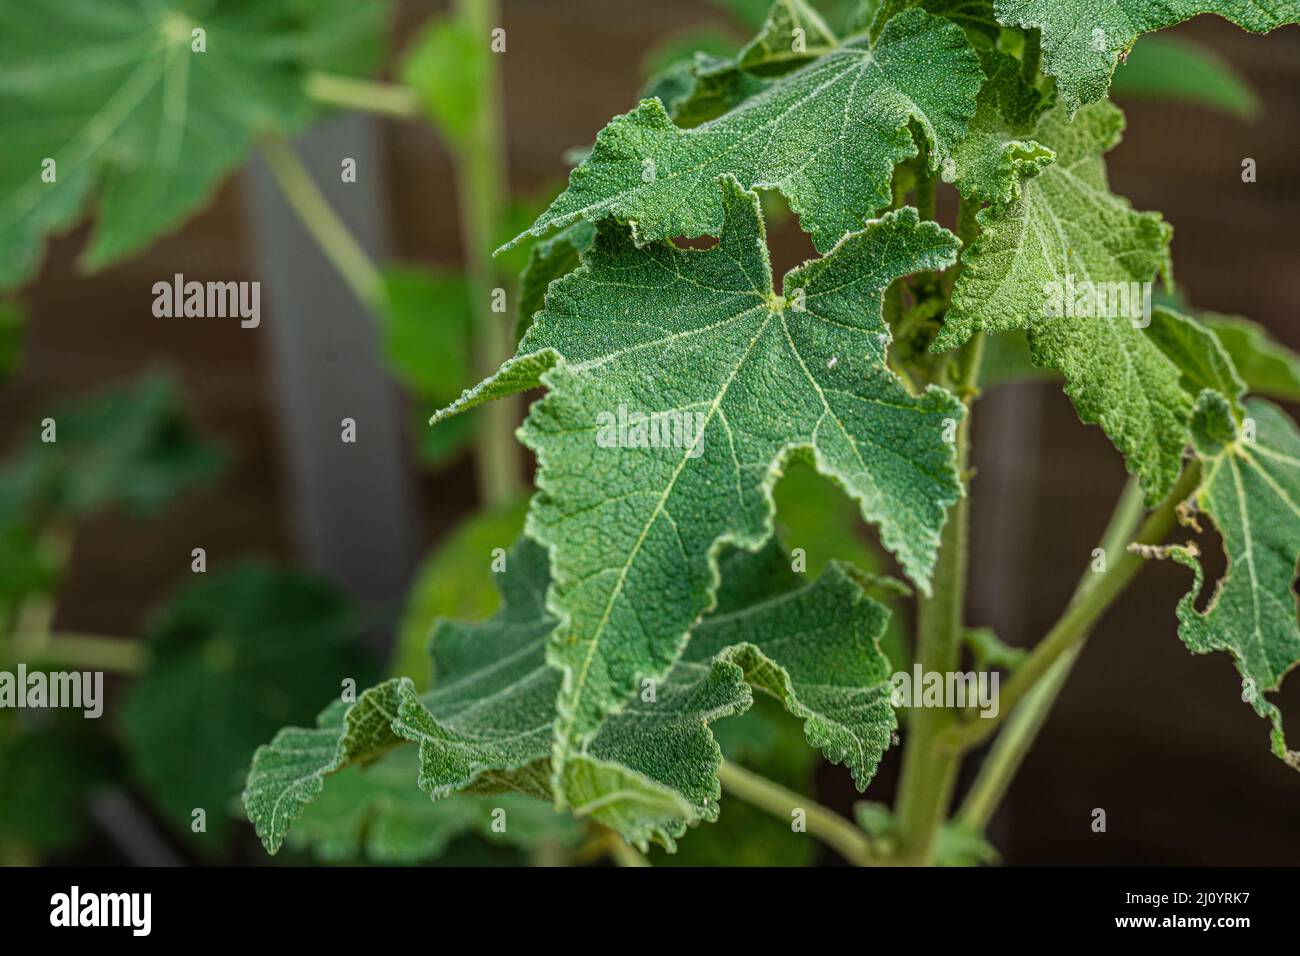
[451,0,523,507]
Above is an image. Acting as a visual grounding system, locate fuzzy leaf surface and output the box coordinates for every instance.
[1173,395,1300,769]
[445,180,960,764]
[941,101,1191,501]
[944,49,1055,203]
[993,0,1300,113]
[503,9,983,253]
[287,749,582,863]
[246,535,898,852]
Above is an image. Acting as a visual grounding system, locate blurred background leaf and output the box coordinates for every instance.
[119,564,377,842]
[1111,34,1260,119]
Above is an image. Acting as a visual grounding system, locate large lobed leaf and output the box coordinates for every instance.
[0,0,388,288]
[442,178,959,774]
[245,536,898,852]
[501,8,983,254]
[1171,393,1300,769]
[993,0,1299,113]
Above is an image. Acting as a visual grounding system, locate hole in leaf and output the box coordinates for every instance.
[1187,518,1228,616]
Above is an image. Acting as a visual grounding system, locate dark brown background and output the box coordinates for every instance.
[2,2,1297,865]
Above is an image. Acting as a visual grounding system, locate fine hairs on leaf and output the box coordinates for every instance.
[245,537,897,852]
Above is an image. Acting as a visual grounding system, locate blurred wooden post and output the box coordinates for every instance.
[241,116,420,607]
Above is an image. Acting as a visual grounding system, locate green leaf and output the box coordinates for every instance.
[399,11,487,150]
[686,541,898,789]
[243,678,418,856]
[1203,314,1300,404]
[1110,34,1260,120]
[502,9,983,254]
[1146,307,1246,414]
[288,748,583,863]
[945,49,1055,204]
[1171,395,1300,769]
[5,372,223,518]
[447,180,960,767]
[735,0,839,75]
[376,267,480,467]
[868,0,1003,43]
[390,497,529,690]
[395,538,896,847]
[378,267,472,406]
[517,220,595,340]
[247,534,898,853]
[0,721,117,856]
[391,538,733,849]
[0,0,387,289]
[655,697,817,866]
[643,52,775,129]
[642,0,840,129]
[773,458,911,669]
[993,0,1298,113]
[941,101,1191,501]
[125,562,376,840]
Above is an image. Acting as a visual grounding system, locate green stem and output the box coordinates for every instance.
[259,134,384,312]
[608,839,652,867]
[6,632,148,673]
[892,335,982,866]
[304,72,421,119]
[451,0,522,507]
[717,761,879,866]
[957,477,1146,830]
[947,462,1202,753]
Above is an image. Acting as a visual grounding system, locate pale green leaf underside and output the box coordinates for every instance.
[288,748,582,863]
[443,179,960,769]
[244,536,898,852]
[501,8,983,254]
[941,100,1192,501]
[993,0,1300,113]
[1173,395,1300,769]
[242,678,407,855]
[0,0,384,288]
[1204,314,1300,404]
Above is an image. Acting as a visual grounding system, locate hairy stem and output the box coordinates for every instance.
[717,761,879,866]
[958,477,1146,828]
[947,462,1203,753]
[451,0,522,506]
[304,72,420,119]
[892,328,984,865]
[260,134,384,311]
